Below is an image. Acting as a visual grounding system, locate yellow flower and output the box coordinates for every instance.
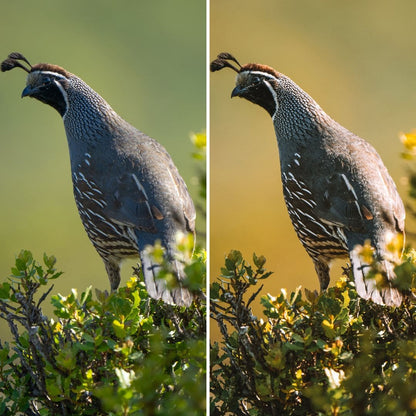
[400,130,416,151]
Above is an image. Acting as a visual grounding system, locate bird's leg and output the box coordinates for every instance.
[314,260,330,292]
[104,259,121,292]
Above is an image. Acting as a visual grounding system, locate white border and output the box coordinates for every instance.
[205,0,211,411]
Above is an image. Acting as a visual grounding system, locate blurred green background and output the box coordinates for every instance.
[210,0,416,316]
[0,1,206,319]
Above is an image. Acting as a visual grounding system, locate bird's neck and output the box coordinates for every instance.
[63,77,128,148]
[273,87,332,149]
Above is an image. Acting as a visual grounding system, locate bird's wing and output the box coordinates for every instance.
[315,171,372,232]
[163,162,196,234]
[375,160,405,234]
[307,130,403,234]
[102,157,195,236]
[139,138,196,235]
[103,172,159,233]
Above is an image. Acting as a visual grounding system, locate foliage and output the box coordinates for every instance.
[190,131,207,203]
[191,131,207,247]
[401,130,416,202]
[210,250,416,416]
[0,247,205,416]
[210,134,416,415]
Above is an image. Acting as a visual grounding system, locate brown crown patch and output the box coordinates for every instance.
[31,63,70,78]
[241,63,280,78]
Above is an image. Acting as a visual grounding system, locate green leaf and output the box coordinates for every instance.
[113,319,126,338]
[56,344,77,371]
[15,258,27,272]
[0,282,10,299]
[18,333,29,349]
[226,250,243,268]
[80,286,92,305]
[253,253,266,269]
[0,347,9,363]
[322,319,336,339]
[10,266,20,276]
[284,342,304,351]
[210,282,220,299]
[46,377,63,398]
[43,253,57,269]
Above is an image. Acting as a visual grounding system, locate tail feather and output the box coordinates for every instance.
[139,248,193,307]
[350,247,402,307]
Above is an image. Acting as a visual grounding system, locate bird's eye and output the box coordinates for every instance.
[252,76,261,84]
[42,76,51,85]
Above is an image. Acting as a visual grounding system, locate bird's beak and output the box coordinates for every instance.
[21,85,35,98]
[231,85,243,98]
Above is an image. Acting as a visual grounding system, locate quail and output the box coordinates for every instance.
[2,52,196,307]
[211,52,405,306]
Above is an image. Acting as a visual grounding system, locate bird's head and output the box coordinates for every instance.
[211,52,299,119]
[1,52,70,117]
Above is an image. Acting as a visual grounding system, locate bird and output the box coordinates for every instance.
[1,52,196,307]
[211,52,405,306]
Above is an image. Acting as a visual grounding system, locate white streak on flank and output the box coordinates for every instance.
[90,186,103,195]
[300,187,312,196]
[296,209,330,234]
[336,228,347,245]
[90,225,108,238]
[287,171,300,185]
[354,201,363,219]
[132,173,150,200]
[299,226,319,238]
[86,208,119,233]
[167,169,181,198]
[320,217,344,228]
[341,174,358,200]
[78,172,87,182]
[300,198,315,209]
[90,198,106,209]
[85,153,91,158]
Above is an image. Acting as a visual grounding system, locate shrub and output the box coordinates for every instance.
[0,248,205,416]
[210,250,416,416]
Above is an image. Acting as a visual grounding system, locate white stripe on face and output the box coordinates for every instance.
[236,70,281,117]
[53,79,69,118]
[30,70,68,81]
[263,80,279,120]
[240,70,280,82]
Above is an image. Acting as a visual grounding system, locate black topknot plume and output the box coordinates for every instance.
[1,52,32,73]
[210,52,241,73]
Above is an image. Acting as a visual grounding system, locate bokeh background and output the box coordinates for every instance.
[0,1,206,330]
[211,0,416,317]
